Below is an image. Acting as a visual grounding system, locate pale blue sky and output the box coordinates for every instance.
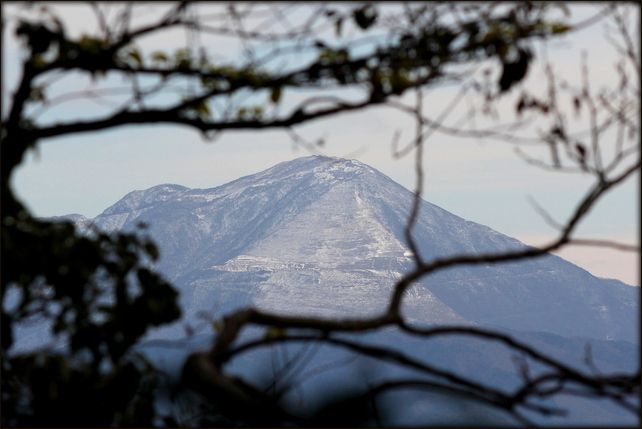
[3,3,639,285]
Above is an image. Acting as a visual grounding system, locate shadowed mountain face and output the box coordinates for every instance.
[70,155,638,343]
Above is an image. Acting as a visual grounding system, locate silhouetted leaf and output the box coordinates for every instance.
[353,6,377,30]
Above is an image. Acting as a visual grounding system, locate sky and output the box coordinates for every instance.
[2,3,639,286]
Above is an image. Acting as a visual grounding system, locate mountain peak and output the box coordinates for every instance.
[296,155,374,172]
[243,155,377,187]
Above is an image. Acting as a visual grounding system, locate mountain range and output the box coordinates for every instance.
[60,155,638,343]
[13,155,639,426]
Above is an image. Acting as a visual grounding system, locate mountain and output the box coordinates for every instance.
[12,155,638,425]
[76,155,638,343]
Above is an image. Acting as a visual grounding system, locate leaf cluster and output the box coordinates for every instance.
[1,194,180,426]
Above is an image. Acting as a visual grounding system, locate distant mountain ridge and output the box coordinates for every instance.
[16,155,636,426]
[61,155,638,343]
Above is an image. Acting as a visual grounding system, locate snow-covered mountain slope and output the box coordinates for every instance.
[72,156,639,342]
